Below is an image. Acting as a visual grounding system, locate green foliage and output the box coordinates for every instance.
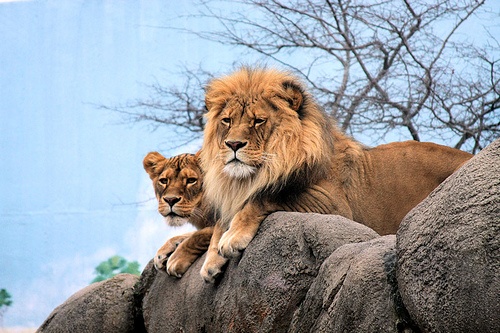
[0,289,13,309]
[0,288,13,323]
[91,255,141,283]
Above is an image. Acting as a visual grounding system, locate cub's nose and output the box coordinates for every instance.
[163,196,181,207]
[225,140,247,152]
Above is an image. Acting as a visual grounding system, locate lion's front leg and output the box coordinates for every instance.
[200,222,228,283]
[154,232,195,270]
[218,202,269,258]
[166,226,213,278]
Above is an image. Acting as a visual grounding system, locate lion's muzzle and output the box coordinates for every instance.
[225,140,247,152]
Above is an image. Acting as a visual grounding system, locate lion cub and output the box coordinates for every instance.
[143,151,215,277]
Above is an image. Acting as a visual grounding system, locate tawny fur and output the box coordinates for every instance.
[199,67,472,281]
[201,68,337,228]
[143,152,215,277]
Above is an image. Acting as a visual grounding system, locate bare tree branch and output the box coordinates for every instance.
[102,0,499,153]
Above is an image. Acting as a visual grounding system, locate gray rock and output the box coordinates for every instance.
[290,235,418,333]
[140,212,379,333]
[38,140,500,333]
[396,139,500,333]
[37,273,143,333]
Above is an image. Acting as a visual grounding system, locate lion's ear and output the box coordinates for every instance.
[143,152,165,179]
[204,83,219,113]
[204,95,213,113]
[282,81,304,112]
[205,92,227,113]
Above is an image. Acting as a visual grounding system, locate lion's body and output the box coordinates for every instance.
[340,140,471,234]
[278,136,472,235]
[143,152,214,277]
[199,67,472,281]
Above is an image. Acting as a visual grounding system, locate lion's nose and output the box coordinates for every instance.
[225,140,247,152]
[163,196,181,207]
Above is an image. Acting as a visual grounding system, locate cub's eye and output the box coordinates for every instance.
[159,178,169,185]
[186,178,198,185]
[254,118,266,125]
[221,117,231,126]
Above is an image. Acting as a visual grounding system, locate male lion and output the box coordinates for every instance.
[143,151,215,277]
[199,67,472,282]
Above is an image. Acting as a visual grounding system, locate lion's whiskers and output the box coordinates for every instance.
[215,152,228,161]
[260,152,276,162]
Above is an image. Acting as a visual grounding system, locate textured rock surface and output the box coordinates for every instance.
[37,273,143,333]
[290,235,417,333]
[140,212,379,333]
[397,138,500,333]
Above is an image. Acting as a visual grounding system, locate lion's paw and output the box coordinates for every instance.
[200,252,228,283]
[166,250,194,278]
[165,240,201,278]
[218,228,254,258]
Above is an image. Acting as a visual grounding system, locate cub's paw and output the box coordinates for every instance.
[154,252,169,271]
[218,228,254,258]
[154,235,189,270]
[200,252,228,283]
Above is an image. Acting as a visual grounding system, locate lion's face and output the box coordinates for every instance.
[215,98,277,179]
[143,152,203,226]
[203,69,306,180]
[200,68,335,221]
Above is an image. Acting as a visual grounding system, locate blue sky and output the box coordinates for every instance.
[0,0,247,327]
[0,0,498,328]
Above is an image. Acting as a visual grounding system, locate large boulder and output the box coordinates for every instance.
[290,235,418,333]
[37,273,144,333]
[139,212,379,333]
[396,139,500,332]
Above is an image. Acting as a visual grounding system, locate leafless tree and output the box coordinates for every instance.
[106,0,499,153]
[100,66,211,140]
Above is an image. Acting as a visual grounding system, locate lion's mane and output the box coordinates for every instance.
[200,67,345,226]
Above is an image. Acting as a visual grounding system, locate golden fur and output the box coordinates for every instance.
[199,67,472,282]
[201,68,339,225]
[143,152,214,277]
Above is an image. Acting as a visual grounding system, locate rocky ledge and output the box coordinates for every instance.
[38,139,499,333]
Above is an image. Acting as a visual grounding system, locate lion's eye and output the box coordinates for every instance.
[221,117,231,126]
[159,178,169,185]
[186,178,198,185]
[255,118,266,125]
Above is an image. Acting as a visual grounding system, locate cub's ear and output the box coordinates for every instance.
[282,81,304,112]
[143,152,166,179]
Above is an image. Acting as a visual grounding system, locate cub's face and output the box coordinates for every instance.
[143,152,203,226]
